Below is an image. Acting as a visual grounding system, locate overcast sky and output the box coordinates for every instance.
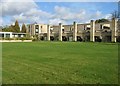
[0,0,118,26]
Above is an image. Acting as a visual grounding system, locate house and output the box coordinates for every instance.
[0,32,27,38]
[27,18,120,42]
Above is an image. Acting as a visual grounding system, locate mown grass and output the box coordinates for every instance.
[2,42,118,84]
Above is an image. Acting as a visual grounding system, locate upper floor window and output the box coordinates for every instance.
[35,25,39,29]
[41,26,42,28]
[70,27,72,31]
[62,29,64,32]
[29,25,30,28]
[35,28,39,33]
[100,25,102,29]
[105,30,107,32]
[84,25,86,30]
[86,27,90,30]
[103,26,110,29]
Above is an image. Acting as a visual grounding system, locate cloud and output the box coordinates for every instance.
[1,0,52,24]
[1,1,112,26]
[11,8,54,24]
[24,8,52,19]
[51,6,104,24]
[0,17,3,26]
[54,6,79,20]
[104,14,112,19]
[49,18,67,25]
[12,13,46,24]
[52,6,87,23]
[54,6,70,15]
[1,0,38,17]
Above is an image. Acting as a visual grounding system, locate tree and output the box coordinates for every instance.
[95,19,109,23]
[2,25,13,32]
[9,25,15,32]
[111,10,119,19]
[14,20,20,32]
[111,1,120,19]
[21,23,27,33]
[119,1,120,19]
[2,20,20,32]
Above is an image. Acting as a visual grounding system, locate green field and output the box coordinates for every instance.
[2,42,118,84]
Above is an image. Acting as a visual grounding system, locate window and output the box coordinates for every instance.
[84,25,86,30]
[100,25,102,29]
[70,27,71,31]
[0,34,1,37]
[29,28,30,33]
[103,26,110,29]
[2,34,4,37]
[86,28,90,30]
[105,30,107,32]
[35,25,39,33]
[41,26,42,28]
[18,34,21,37]
[35,29,39,33]
[6,34,10,38]
[70,28,73,31]
[62,29,64,33]
[0,33,3,37]
[35,25,39,29]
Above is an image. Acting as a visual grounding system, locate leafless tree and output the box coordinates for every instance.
[111,1,120,19]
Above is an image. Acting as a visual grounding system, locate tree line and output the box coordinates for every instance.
[2,20,27,33]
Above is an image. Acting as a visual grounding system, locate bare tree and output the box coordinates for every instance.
[111,10,118,18]
[111,1,120,19]
[118,1,120,19]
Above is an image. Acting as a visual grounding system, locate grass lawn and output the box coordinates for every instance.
[2,42,118,84]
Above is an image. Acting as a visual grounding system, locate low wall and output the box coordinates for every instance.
[0,40,32,42]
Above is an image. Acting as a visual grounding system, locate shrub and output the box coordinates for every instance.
[14,37,32,40]
[32,38,38,41]
[14,38,19,40]
[2,37,32,40]
[3,38,14,40]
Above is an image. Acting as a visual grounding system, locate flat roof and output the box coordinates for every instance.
[0,32,13,33]
[0,32,27,34]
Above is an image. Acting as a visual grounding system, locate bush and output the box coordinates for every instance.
[19,38,25,41]
[18,37,32,40]
[32,38,38,41]
[14,38,19,40]
[0,38,2,40]
[25,37,32,40]
[3,38,14,40]
[2,37,32,40]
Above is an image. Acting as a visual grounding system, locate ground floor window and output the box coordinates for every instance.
[0,34,4,38]
[85,36,90,42]
[6,34,10,38]
[40,36,44,40]
[50,36,54,41]
[95,36,102,42]
[102,36,111,42]
[77,36,83,42]
[0,34,1,37]
[18,34,21,37]
[117,36,120,42]
[62,36,67,41]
